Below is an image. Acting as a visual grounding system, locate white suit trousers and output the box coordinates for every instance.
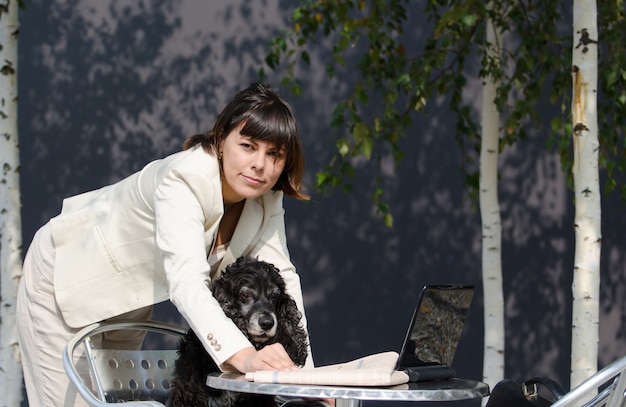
[17,222,152,406]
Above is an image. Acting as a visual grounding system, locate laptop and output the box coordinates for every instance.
[395,284,474,382]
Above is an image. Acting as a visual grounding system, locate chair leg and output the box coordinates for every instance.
[84,336,107,402]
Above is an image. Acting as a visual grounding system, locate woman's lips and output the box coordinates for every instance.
[242,174,264,185]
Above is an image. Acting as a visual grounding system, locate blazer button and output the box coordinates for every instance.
[210,339,218,346]
[215,344,221,351]
[207,333,214,341]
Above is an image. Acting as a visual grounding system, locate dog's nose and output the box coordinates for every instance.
[258,314,275,330]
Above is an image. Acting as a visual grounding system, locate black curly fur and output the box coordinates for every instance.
[168,256,309,407]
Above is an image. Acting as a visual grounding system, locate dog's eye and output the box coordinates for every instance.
[239,291,252,302]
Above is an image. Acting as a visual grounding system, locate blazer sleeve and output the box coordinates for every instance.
[245,194,316,369]
[153,162,254,369]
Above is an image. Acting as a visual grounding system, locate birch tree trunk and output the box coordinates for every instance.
[480,15,505,397]
[570,0,600,388]
[0,1,23,406]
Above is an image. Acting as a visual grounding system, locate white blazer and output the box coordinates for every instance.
[49,145,313,368]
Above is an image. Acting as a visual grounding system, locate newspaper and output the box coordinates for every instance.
[245,351,410,386]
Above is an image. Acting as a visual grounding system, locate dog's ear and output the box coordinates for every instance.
[210,276,239,317]
[209,270,251,335]
[210,280,230,306]
[277,293,301,322]
[275,294,309,367]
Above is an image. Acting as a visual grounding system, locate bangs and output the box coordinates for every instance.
[238,103,299,152]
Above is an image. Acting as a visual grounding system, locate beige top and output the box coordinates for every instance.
[209,243,229,274]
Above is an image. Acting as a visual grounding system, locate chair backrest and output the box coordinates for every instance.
[550,355,626,407]
[63,320,187,407]
[86,345,179,403]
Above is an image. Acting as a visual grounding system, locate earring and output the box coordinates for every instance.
[218,151,223,160]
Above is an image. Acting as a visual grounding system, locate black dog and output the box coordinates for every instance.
[168,256,309,407]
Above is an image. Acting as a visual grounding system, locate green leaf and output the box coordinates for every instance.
[607,70,618,87]
[550,116,562,133]
[355,86,369,104]
[301,51,311,65]
[277,37,287,52]
[604,175,615,192]
[383,213,393,228]
[352,122,372,158]
[265,52,279,70]
[462,14,478,27]
[290,83,302,96]
[337,138,350,157]
[331,102,347,128]
[396,73,411,90]
[292,7,303,21]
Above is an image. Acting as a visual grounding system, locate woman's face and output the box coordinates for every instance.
[219,127,286,204]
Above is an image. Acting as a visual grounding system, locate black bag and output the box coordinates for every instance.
[486,377,566,407]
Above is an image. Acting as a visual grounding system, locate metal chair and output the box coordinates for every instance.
[550,355,626,407]
[63,320,187,407]
[64,320,331,407]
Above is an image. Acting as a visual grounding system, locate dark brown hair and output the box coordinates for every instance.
[184,83,309,200]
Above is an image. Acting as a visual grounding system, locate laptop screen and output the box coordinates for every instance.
[396,284,474,370]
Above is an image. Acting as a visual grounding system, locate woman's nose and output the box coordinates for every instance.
[251,152,265,170]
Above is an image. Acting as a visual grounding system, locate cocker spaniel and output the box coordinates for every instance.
[168,256,309,407]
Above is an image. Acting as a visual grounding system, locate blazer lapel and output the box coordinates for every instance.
[213,197,263,279]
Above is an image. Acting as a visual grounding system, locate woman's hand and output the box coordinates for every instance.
[227,347,335,406]
[226,344,298,373]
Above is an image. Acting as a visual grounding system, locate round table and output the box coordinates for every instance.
[207,373,490,407]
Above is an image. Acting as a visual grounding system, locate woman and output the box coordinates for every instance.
[17,82,315,406]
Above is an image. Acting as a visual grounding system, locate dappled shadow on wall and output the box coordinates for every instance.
[599,184,626,367]
[282,95,484,381]
[19,0,249,238]
[498,144,573,382]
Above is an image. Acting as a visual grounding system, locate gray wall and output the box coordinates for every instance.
[18,1,626,405]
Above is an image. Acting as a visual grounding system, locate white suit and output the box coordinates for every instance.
[48,144,313,367]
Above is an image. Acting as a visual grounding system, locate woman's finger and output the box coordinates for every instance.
[257,343,296,370]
